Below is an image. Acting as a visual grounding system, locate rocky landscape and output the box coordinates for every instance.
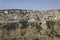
[0,9,60,40]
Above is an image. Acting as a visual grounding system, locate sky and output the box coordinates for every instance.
[0,0,60,10]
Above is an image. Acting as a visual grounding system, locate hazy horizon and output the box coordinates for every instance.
[0,0,60,10]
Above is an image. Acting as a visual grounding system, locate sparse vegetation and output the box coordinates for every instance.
[36,22,43,32]
[19,19,28,29]
[0,9,60,40]
[33,38,39,40]
[2,23,18,31]
[54,34,60,38]
[46,21,55,29]
[53,31,60,38]
[46,21,60,38]
[46,21,55,37]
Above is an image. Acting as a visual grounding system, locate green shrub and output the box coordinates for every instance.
[33,38,39,40]
[36,22,42,32]
[46,21,55,29]
[19,19,28,29]
[54,34,60,38]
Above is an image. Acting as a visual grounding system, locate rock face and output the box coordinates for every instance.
[0,9,60,40]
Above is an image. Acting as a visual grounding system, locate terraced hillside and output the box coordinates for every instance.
[0,9,60,40]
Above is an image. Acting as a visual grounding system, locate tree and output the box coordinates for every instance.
[19,19,28,29]
[2,23,18,31]
[36,22,43,33]
[46,21,55,30]
[2,23,19,37]
[46,21,55,37]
